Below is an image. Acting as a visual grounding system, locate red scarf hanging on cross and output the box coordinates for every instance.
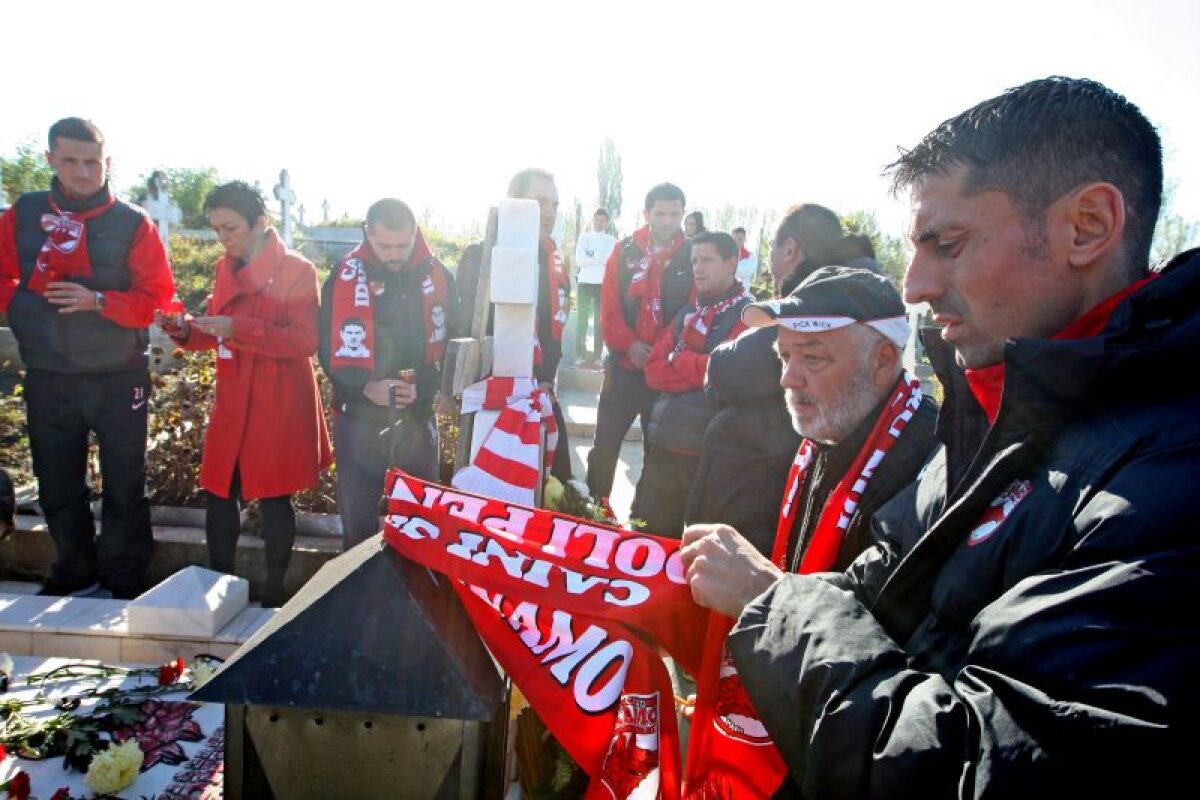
[382,470,709,800]
[675,282,751,355]
[680,371,926,798]
[627,226,686,345]
[26,189,118,295]
[451,376,559,506]
[535,239,570,366]
[329,229,449,373]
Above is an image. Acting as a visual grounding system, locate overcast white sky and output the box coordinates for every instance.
[2,0,1197,245]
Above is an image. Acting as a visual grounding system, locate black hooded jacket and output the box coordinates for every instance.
[685,327,801,552]
[728,249,1200,799]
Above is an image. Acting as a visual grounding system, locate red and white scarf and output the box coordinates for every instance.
[27,189,118,295]
[674,282,750,355]
[451,376,559,506]
[680,371,926,798]
[328,229,449,373]
[627,226,687,346]
[534,239,570,366]
[773,371,923,571]
[383,470,708,800]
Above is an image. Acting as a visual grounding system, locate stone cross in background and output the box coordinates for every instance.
[143,170,182,253]
[273,169,295,246]
[322,199,331,224]
[297,204,307,228]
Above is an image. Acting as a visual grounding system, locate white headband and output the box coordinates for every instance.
[775,314,910,349]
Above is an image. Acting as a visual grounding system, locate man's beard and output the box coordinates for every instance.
[786,362,882,445]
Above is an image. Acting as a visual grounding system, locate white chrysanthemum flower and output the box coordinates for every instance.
[85,739,144,795]
[190,660,217,689]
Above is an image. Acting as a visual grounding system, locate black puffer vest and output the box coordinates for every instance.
[8,184,149,373]
[647,290,750,454]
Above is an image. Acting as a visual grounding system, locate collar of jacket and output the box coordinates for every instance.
[50,178,114,214]
[924,247,1200,487]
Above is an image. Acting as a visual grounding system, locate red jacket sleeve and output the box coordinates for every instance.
[600,243,638,354]
[644,324,706,392]
[0,209,18,312]
[98,217,177,328]
[174,295,218,351]
[228,262,319,359]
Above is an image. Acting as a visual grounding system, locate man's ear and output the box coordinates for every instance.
[874,339,901,388]
[1060,182,1126,270]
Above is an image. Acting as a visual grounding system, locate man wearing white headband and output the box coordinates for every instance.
[717,266,939,576]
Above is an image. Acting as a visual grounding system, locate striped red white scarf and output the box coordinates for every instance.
[674,282,750,354]
[682,371,925,797]
[451,376,559,506]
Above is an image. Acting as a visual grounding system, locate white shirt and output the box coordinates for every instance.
[736,253,759,286]
[575,231,618,285]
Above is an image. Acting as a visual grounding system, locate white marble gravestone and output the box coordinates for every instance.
[468,198,540,462]
[127,566,249,638]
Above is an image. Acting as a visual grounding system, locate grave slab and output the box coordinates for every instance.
[127,566,249,638]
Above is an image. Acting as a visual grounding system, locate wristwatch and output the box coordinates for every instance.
[94,291,105,310]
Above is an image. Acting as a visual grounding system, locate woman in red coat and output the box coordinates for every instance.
[161,181,331,605]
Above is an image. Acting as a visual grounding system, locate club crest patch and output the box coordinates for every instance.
[968,479,1033,547]
[600,691,661,799]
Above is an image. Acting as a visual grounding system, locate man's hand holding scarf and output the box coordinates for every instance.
[680,524,783,619]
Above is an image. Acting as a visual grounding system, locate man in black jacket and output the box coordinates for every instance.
[631,231,752,538]
[693,267,937,562]
[686,206,883,552]
[319,198,456,549]
[683,76,1199,797]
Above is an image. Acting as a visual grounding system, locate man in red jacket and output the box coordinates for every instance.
[0,117,176,599]
[587,183,693,509]
[631,231,751,538]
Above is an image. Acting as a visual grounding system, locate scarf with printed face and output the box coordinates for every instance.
[535,239,570,367]
[674,282,751,355]
[329,229,449,374]
[627,226,687,346]
[382,470,708,800]
[26,187,118,295]
[680,371,926,799]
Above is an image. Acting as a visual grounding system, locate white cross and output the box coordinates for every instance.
[143,171,181,253]
[273,169,295,246]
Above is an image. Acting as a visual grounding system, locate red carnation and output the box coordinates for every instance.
[51,788,72,800]
[0,742,6,762]
[157,657,186,686]
[3,770,30,800]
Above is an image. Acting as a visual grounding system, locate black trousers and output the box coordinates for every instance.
[333,411,437,551]
[586,364,657,499]
[631,449,699,539]
[549,398,572,483]
[23,368,153,598]
[206,466,295,577]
